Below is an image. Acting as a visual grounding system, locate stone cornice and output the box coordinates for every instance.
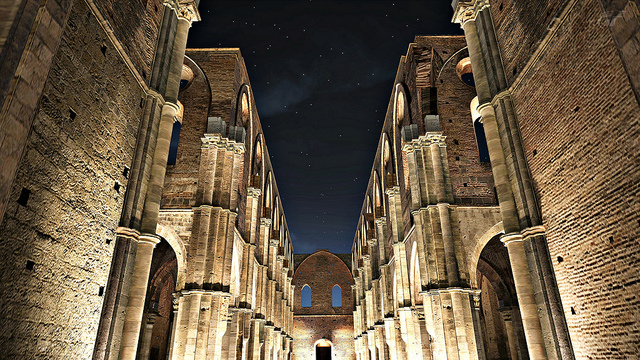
[402,132,447,152]
[201,133,245,154]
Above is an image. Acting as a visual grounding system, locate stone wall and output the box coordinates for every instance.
[0,0,154,357]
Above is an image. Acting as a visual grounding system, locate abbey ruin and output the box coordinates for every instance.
[0,0,638,359]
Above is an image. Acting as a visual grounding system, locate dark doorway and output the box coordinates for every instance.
[316,345,331,360]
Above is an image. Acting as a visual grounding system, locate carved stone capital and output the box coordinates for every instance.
[201,133,245,154]
[177,0,201,22]
[116,226,140,241]
[452,1,476,25]
[522,225,546,239]
[247,187,262,198]
[501,232,523,246]
[385,187,400,197]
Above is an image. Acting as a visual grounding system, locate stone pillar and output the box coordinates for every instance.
[383,318,398,360]
[167,296,180,359]
[502,233,547,360]
[140,12,192,233]
[170,290,230,360]
[93,227,139,360]
[500,308,519,360]
[119,235,161,360]
[138,312,158,360]
[471,292,486,360]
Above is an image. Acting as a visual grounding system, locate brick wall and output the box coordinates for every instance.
[489,0,566,83]
[293,251,355,360]
[294,251,354,315]
[292,315,355,360]
[509,0,640,357]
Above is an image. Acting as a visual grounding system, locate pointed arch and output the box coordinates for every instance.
[235,84,252,128]
[393,83,409,127]
[332,285,342,307]
[301,285,311,307]
[251,135,264,187]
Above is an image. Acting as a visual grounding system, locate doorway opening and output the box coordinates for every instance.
[315,339,332,360]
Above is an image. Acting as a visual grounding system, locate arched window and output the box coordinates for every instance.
[301,285,311,307]
[332,285,342,307]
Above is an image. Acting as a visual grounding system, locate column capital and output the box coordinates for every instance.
[403,132,447,152]
[500,232,523,245]
[452,1,476,25]
[247,187,262,198]
[201,133,246,154]
[385,186,400,197]
[116,226,140,241]
[452,0,490,25]
[139,233,161,246]
[521,225,546,239]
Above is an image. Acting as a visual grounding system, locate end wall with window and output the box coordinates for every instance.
[292,250,355,360]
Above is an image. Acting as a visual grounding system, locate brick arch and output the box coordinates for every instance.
[293,250,353,315]
[156,223,187,290]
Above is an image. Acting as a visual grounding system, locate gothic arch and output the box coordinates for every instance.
[393,83,410,127]
[235,84,252,128]
[156,223,187,290]
[251,135,264,188]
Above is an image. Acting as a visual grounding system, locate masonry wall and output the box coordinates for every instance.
[505,0,640,357]
[414,36,496,206]
[0,0,159,358]
[293,251,355,360]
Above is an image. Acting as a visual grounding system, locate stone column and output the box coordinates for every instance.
[119,235,161,360]
[167,296,180,359]
[383,318,398,360]
[500,308,519,360]
[471,292,486,360]
[138,312,158,360]
[93,227,139,360]
[502,233,547,360]
[140,14,192,234]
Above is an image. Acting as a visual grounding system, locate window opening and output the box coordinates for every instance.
[474,120,490,162]
[167,121,182,165]
[332,285,342,307]
[301,285,311,307]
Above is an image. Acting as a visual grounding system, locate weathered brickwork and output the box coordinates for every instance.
[511,0,640,357]
[488,0,566,84]
[0,0,74,222]
[293,251,355,360]
[0,0,147,357]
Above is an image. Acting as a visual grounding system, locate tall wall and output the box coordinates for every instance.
[498,0,640,357]
[155,48,296,360]
[350,35,507,360]
[292,250,355,360]
[0,0,197,358]
[452,0,640,358]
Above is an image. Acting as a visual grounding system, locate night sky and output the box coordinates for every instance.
[187,1,463,254]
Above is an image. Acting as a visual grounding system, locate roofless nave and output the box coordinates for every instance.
[0,0,638,359]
